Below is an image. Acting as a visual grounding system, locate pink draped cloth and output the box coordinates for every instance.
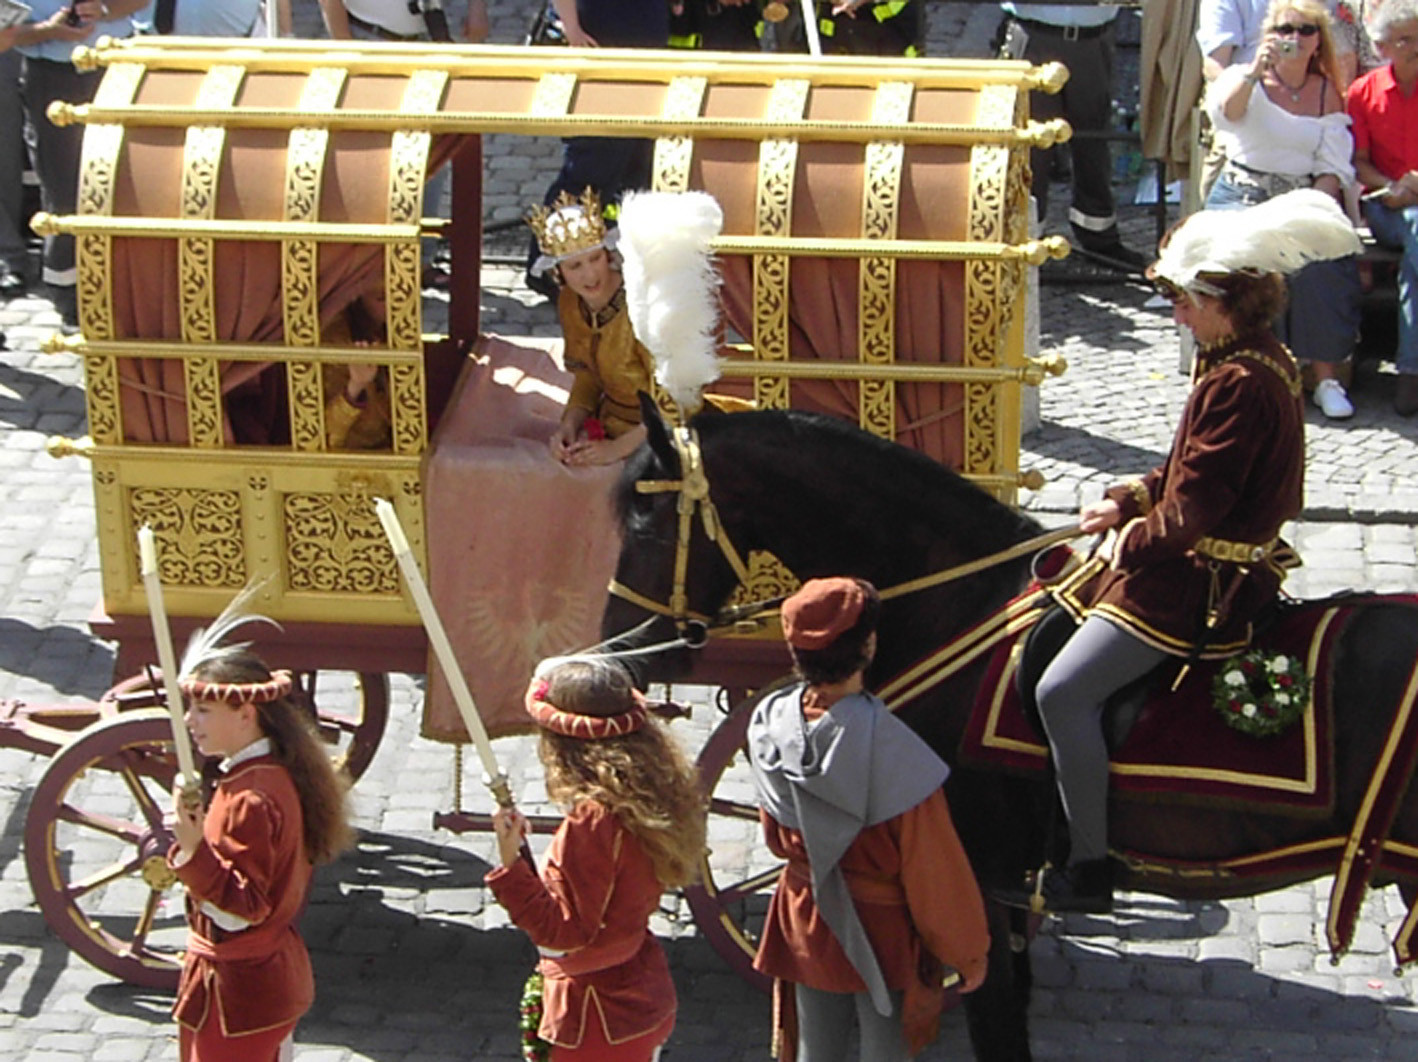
[422,335,623,741]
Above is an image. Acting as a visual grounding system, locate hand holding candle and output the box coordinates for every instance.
[137,526,200,795]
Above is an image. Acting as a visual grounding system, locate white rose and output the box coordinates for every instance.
[1242,703,1258,718]
[1269,655,1290,673]
[1273,692,1290,706]
[1225,670,1247,687]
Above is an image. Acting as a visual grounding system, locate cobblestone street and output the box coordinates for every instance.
[2,2,1417,1059]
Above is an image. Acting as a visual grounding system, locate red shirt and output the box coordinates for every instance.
[486,801,676,1049]
[169,757,315,1039]
[1347,64,1418,181]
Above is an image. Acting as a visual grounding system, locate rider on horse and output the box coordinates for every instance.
[997,189,1362,914]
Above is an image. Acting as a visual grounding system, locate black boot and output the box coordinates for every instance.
[992,858,1115,915]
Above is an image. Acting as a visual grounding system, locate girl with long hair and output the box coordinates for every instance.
[167,643,353,1061]
[486,656,706,1061]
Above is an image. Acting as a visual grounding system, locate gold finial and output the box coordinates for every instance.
[526,188,609,264]
[29,212,59,237]
[47,436,95,460]
[71,47,100,72]
[1028,61,1070,95]
[46,101,78,128]
[1023,118,1073,150]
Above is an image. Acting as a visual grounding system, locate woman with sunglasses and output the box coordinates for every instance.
[995,189,1360,915]
[1205,0,1362,419]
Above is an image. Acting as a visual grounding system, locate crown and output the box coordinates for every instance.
[526,188,609,263]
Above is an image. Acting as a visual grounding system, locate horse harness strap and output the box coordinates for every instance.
[607,426,751,631]
[877,525,1084,602]
[1192,535,1279,566]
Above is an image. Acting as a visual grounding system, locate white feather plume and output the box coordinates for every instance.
[617,190,724,412]
[177,579,280,680]
[1154,189,1362,294]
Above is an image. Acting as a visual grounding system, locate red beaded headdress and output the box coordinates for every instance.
[179,669,294,706]
[525,678,648,740]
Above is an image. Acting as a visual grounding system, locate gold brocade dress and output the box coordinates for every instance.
[557,285,655,439]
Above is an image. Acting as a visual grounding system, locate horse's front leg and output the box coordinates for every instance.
[962,901,1034,1061]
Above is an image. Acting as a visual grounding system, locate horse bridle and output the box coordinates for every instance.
[606,423,1086,645]
[606,425,754,642]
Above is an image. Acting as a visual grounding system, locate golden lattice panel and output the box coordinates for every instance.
[284,492,400,595]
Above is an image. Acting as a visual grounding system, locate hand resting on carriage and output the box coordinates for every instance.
[550,409,647,466]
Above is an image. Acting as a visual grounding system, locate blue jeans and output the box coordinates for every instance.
[1364,198,1418,375]
[1206,173,1361,365]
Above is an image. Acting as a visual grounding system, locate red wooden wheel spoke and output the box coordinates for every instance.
[707,796,759,821]
[115,758,170,833]
[67,853,147,900]
[126,889,177,959]
[709,864,783,905]
[53,801,145,844]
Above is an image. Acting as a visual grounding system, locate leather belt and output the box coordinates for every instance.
[1011,16,1111,40]
[1193,535,1279,565]
[347,12,423,41]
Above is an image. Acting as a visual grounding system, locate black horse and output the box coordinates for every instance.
[599,403,1418,1061]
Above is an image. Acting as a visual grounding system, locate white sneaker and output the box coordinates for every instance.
[1313,378,1354,419]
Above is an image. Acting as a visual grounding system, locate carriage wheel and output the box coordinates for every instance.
[684,684,794,993]
[291,671,390,782]
[24,709,185,990]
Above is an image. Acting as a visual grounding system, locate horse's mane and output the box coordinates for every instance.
[617,408,1043,560]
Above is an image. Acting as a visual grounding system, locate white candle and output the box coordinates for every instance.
[374,498,411,556]
[137,525,199,783]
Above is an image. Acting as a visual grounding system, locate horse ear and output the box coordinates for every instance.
[638,392,677,471]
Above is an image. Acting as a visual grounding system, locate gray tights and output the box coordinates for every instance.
[794,984,909,1062]
[1036,615,1168,863]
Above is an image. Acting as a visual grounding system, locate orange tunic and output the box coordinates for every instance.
[754,791,989,1053]
[169,756,314,1043]
[485,801,676,1049]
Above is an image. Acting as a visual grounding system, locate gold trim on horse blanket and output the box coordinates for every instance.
[960,603,1344,814]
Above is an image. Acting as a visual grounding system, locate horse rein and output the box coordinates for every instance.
[605,424,1089,645]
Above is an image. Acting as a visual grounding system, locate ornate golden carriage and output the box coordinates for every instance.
[22,36,1071,987]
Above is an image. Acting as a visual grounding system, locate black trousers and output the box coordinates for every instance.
[1009,17,1120,241]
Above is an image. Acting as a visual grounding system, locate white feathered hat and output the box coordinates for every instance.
[616,190,725,413]
[1152,188,1362,298]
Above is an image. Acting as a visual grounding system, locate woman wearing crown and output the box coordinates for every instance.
[528,189,656,467]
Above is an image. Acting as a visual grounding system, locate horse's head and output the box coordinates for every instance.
[600,396,751,683]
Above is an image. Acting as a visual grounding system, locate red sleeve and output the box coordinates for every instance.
[174,790,284,925]
[896,791,989,986]
[485,802,621,953]
[1346,79,1371,155]
[1113,366,1267,568]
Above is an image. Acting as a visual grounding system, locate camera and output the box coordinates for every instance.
[1276,38,1298,55]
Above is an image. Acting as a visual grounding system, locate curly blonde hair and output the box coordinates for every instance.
[537,659,706,888]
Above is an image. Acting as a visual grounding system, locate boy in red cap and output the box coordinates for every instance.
[746,577,990,1062]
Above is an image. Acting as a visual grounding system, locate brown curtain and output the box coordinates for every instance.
[104,66,463,444]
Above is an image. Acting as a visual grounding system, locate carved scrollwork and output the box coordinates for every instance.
[284,492,400,595]
[753,79,810,411]
[725,550,799,611]
[84,352,120,445]
[130,486,246,587]
[288,361,325,453]
[858,82,912,441]
[185,356,223,448]
[389,360,426,455]
[653,76,707,194]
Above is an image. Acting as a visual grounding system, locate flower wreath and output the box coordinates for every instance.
[520,971,551,1062]
[1211,650,1312,738]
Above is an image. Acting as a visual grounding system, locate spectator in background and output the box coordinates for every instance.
[1205,0,1361,418]
[153,0,291,37]
[1348,0,1418,416]
[318,0,488,289]
[524,0,668,302]
[14,1,145,326]
[0,27,27,299]
[999,3,1149,273]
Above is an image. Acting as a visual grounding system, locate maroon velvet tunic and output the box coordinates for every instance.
[169,756,314,1044]
[486,800,676,1050]
[1061,331,1305,656]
